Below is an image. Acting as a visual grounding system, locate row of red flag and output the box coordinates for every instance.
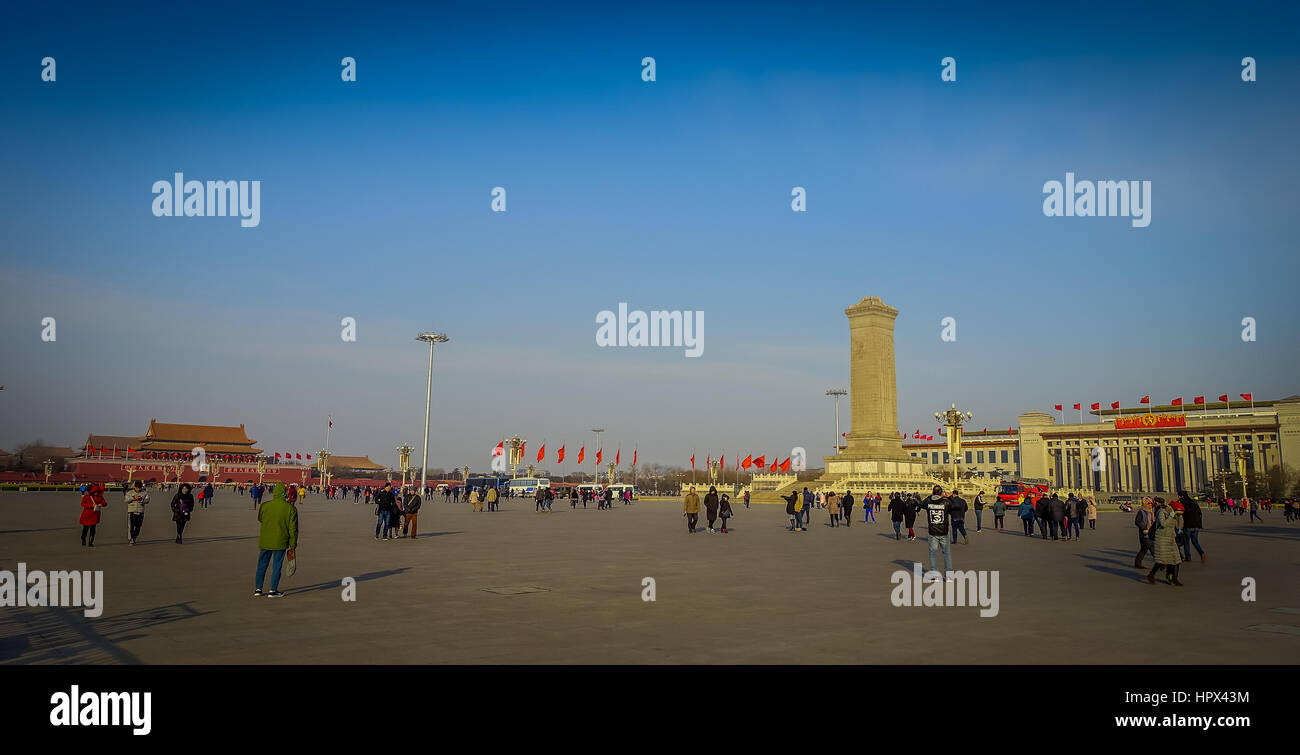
[494,441,637,467]
[688,453,794,472]
[1054,394,1253,412]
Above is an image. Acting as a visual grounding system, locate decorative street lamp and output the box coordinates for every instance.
[507,436,525,479]
[1235,448,1251,505]
[123,465,138,484]
[317,449,331,491]
[826,389,847,455]
[607,461,616,486]
[43,459,54,485]
[397,443,413,490]
[416,331,450,501]
[208,460,222,488]
[935,403,974,490]
[256,455,268,487]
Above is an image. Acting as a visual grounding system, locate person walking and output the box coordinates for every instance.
[743,490,750,509]
[703,486,720,533]
[904,494,920,540]
[719,493,733,533]
[1248,497,1262,523]
[402,486,422,539]
[866,493,878,524]
[486,485,499,512]
[535,485,547,513]
[949,490,969,544]
[888,493,906,540]
[1178,490,1205,563]
[781,489,799,531]
[1048,493,1066,541]
[683,486,701,533]
[374,482,397,539]
[203,482,215,509]
[254,482,299,598]
[170,482,194,544]
[1086,496,1098,530]
[1134,497,1155,569]
[840,490,855,528]
[1018,495,1036,536]
[922,486,961,579]
[825,490,841,528]
[1034,494,1050,539]
[1064,493,1081,541]
[1146,498,1184,586]
[125,480,149,545]
[250,482,263,510]
[972,491,985,532]
[991,495,1006,531]
[79,483,108,547]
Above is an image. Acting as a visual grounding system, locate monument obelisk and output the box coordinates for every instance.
[840,296,911,461]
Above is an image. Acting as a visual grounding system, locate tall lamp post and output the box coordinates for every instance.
[935,403,974,490]
[416,331,450,500]
[256,456,267,487]
[317,449,331,492]
[826,389,847,455]
[590,428,604,484]
[43,459,54,485]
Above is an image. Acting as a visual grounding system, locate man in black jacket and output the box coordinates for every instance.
[401,486,422,539]
[1034,494,1050,539]
[888,493,907,540]
[374,482,397,540]
[1047,493,1066,540]
[841,490,855,528]
[1178,490,1205,563]
[922,485,963,579]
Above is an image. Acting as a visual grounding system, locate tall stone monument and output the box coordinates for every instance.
[817,296,926,487]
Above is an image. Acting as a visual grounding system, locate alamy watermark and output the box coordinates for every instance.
[1042,172,1150,228]
[890,563,999,617]
[1,563,103,617]
[595,303,704,358]
[152,172,261,228]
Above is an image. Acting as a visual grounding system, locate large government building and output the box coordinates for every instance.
[903,396,1300,496]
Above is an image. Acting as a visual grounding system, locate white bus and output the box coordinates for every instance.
[507,477,550,497]
[606,483,638,500]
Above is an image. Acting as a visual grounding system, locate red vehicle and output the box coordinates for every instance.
[997,477,1050,504]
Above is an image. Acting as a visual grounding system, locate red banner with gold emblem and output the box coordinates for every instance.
[1116,413,1186,430]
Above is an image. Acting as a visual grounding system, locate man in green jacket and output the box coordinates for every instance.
[255,483,299,598]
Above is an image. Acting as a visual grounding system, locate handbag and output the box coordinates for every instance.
[284,550,297,578]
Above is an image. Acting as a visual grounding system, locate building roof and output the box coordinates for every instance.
[83,434,142,451]
[326,455,386,471]
[143,420,257,446]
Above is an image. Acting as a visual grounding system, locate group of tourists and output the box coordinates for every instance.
[1014,492,1098,540]
[680,486,735,533]
[1133,491,1208,586]
[370,481,423,539]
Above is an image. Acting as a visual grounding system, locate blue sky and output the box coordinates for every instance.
[1,1,1297,470]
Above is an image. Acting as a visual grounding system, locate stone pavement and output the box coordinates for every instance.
[1,491,1296,664]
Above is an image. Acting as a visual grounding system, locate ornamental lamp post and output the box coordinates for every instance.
[1235,448,1251,505]
[935,403,974,492]
[123,465,138,484]
[397,443,414,491]
[317,449,331,491]
[43,459,54,485]
[256,455,267,487]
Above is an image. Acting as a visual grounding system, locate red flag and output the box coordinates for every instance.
[275,453,281,459]
[1193,396,1205,405]
[296,453,302,459]
[557,445,565,463]
[690,453,695,468]
[1090,402,1100,410]
[596,449,602,465]
[493,441,504,457]
[1110,401,1120,410]
[983,427,987,433]
[1170,397,1183,406]
[520,441,526,458]
[754,455,766,468]
[306,454,312,460]
[537,443,545,463]
[577,445,584,464]
[780,457,791,472]
[328,419,332,428]
[1240,393,1253,401]
[616,449,621,466]
[1139,396,1150,404]
[1053,404,1062,411]
[719,454,724,469]
[86,444,96,455]
[707,455,711,468]
[127,446,135,454]
[633,449,637,466]
[741,454,752,469]
[1072,403,1081,410]
[1008,427,1015,435]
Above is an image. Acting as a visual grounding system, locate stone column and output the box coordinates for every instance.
[841,296,908,461]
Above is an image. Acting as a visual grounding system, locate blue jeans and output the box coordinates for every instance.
[1071,518,1082,538]
[795,510,805,528]
[952,519,968,539]
[866,507,875,523]
[975,511,983,530]
[1182,527,1204,559]
[893,520,902,537]
[256,549,286,592]
[928,534,952,574]
[376,512,390,537]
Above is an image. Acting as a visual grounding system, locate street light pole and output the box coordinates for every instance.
[416,331,450,499]
[591,428,604,484]
[826,389,847,455]
[935,403,974,491]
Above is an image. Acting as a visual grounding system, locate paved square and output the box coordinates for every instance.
[1,491,1297,664]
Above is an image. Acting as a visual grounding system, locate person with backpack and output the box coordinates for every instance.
[1134,498,1155,568]
[888,493,906,540]
[249,482,263,510]
[949,490,969,544]
[170,483,194,544]
[125,480,149,545]
[203,482,215,509]
[781,489,799,531]
[718,493,733,533]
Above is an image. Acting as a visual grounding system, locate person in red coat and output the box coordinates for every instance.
[79,484,107,547]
